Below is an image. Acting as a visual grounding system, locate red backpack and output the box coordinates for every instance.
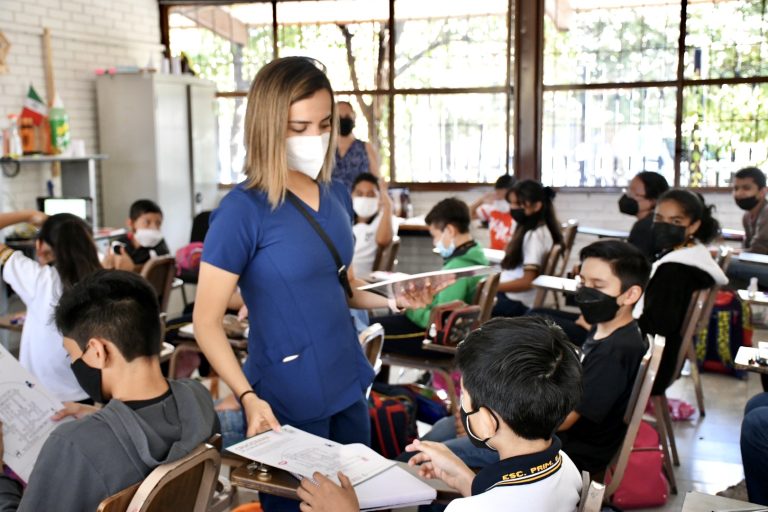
[175,242,204,276]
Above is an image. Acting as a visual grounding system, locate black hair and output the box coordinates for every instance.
[425,197,471,234]
[337,100,353,111]
[579,240,651,292]
[635,172,669,201]
[657,189,720,244]
[352,172,379,190]
[502,180,563,269]
[456,317,582,441]
[129,199,163,221]
[37,214,102,290]
[55,270,162,361]
[494,174,516,191]
[734,167,766,189]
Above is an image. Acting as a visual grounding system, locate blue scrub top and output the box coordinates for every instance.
[202,180,375,425]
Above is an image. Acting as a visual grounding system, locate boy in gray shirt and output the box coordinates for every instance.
[0,270,218,512]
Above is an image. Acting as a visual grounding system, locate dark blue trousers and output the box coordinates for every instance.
[742,392,768,505]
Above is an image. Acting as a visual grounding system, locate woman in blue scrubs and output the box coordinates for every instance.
[193,57,429,512]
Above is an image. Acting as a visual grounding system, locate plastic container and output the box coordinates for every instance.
[49,94,70,154]
[7,115,22,158]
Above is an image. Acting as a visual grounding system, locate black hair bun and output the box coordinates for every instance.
[544,186,556,200]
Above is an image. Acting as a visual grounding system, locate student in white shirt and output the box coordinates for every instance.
[493,180,563,317]
[296,317,584,512]
[0,211,102,402]
[350,173,397,278]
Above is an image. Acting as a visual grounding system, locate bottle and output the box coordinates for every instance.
[49,94,70,155]
[7,114,22,158]
[749,277,759,298]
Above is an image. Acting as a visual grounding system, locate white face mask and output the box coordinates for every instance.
[353,196,380,219]
[286,132,331,180]
[134,228,164,248]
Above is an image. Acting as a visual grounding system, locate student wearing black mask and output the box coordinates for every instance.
[728,167,768,289]
[493,180,563,317]
[557,240,650,474]
[618,171,669,259]
[638,189,727,396]
[332,101,380,191]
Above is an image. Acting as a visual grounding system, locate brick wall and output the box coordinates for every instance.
[0,0,162,212]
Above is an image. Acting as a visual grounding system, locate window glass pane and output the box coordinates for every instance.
[277,0,389,91]
[217,97,246,185]
[544,3,679,85]
[169,5,274,91]
[394,0,509,88]
[685,1,768,79]
[335,94,390,179]
[394,94,507,183]
[681,84,768,188]
[542,87,676,187]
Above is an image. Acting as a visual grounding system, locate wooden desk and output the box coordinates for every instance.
[738,289,768,306]
[735,346,768,374]
[532,275,578,294]
[230,461,460,504]
[682,490,765,511]
[0,312,24,332]
[577,226,630,239]
[736,252,768,266]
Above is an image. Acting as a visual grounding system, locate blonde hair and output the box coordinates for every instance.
[243,57,338,207]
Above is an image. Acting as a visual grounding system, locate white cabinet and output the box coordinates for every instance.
[96,74,218,251]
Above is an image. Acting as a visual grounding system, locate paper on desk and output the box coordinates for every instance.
[356,465,437,511]
[0,344,68,482]
[358,265,493,300]
[226,425,395,486]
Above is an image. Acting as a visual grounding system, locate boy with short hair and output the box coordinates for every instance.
[729,167,768,290]
[0,270,218,511]
[558,240,651,474]
[297,316,584,512]
[372,198,489,358]
[105,199,170,270]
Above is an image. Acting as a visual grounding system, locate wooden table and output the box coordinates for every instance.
[735,346,768,375]
[230,461,460,504]
[682,490,766,511]
[738,289,768,306]
[577,226,630,239]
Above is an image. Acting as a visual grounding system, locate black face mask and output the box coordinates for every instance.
[736,196,760,211]
[339,117,355,137]
[509,208,526,224]
[575,286,621,324]
[651,222,688,254]
[460,403,498,451]
[71,355,104,404]
[618,194,639,216]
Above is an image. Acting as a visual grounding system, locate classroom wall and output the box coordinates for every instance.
[0,0,163,213]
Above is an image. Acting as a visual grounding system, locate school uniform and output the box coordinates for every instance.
[2,251,87,402]
[560,321,648,473]
[351,213,399,278]
[476,203,514,250]
[446,437,582,512]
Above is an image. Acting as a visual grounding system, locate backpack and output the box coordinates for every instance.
[402,383,450,425]
[606,421,669,509]
[695,290,752,378]
[368,383,417,458]
[175,242,204,277]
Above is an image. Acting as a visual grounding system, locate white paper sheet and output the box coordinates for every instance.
[226,425,395,486]
[358,265,493,300]
[0,344,66,482]
[356,465,437,510]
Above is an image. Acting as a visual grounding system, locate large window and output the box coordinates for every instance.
[168,0,513,185]
[542,0,768,189]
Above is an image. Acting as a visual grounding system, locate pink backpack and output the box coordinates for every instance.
[175,242,204,276]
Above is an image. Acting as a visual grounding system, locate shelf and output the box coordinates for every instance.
[5,154,108,163]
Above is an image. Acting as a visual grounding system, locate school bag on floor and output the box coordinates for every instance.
[695,290,752,378]
[605,420,669,509]
[368,383,417,458]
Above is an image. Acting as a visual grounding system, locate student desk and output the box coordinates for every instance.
[482,248,505,264]
[721,228,746,242]
[736,252,768,266]
[681,490,765,511]
[229,460,460,504]
[734,346,768,375]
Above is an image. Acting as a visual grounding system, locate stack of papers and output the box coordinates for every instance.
[227,425,437,509]
[359,265,493,300]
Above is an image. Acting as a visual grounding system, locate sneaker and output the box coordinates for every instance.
[717,479,748,501]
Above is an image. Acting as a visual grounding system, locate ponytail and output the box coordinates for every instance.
[38,214,102,289]
[656,189,720,244]
[501,181,563,269]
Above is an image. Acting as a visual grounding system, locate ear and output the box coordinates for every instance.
[125,217,133,230]
[531,200,543,213]
[474,407,500,439]
[687,219,701,238]
[619,285,643,307]
[86,338,110,369]
[444,224,457,238]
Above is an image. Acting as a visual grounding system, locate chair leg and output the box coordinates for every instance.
[687,345,706,417]
[651,397,678,494]
[180,283,189,307]
[659,395,680,466]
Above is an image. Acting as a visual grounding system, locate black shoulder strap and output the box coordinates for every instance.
[286,192,354,298]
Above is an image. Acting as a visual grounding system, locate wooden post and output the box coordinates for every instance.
[42,28,60,175]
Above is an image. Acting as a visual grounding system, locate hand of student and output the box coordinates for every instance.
[114,251,136,272]
[378,179,392,213]
[242,393,281,436]
[394,277,456,310]
[237,304,249,322]
[52,402,99,421]
[406,440,475,497]
[297,472,359,512]
[27,210,48,227]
